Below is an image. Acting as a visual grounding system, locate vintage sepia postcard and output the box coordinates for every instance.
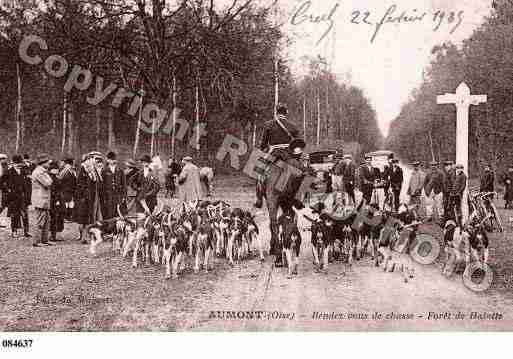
[0,0,512,343]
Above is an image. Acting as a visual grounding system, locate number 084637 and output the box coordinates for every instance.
[2,339,33,349]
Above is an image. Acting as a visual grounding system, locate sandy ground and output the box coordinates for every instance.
[1,175,512,331]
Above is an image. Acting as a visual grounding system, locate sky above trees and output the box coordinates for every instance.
[279,0,492,136]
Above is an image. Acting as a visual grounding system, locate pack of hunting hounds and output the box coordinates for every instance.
[86,197,491,282]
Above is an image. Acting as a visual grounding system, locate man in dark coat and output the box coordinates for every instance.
[49,161,65,241]
[101,151,127,221]
[341,154,356,205]
[424,161,444,223]
[442,160,454,224]
[74,152,103,243]
[6,154,32,238]
[166,159,181,197]
[128,155,160,214]
[389,159,404,211]
[0,153,9,225]
[449,164,467,226]
[359,155,377,205]
[255,104,300,208]
[502,166,513,209]
[58,156,76,221]
[480,164,495,195]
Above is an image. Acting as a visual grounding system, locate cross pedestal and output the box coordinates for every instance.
[437,82,487,223]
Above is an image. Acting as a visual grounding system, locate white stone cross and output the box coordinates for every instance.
[437,82,487,223]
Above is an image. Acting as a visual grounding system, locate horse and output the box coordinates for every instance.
[260,151,315,266]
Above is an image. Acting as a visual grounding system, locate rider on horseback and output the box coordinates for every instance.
[254,104,300,209]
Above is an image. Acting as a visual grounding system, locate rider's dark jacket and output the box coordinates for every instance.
[259,115,300,152]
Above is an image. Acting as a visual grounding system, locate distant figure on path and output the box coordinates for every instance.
[178,156,203,204]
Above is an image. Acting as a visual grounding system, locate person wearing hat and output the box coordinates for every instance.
[59,156,77,221]
[407,161,425,206]
[341,154,356,205]
[479,163,495,197]
[389,159,404,212]
[0,153,9,223]
[166,158,182,198]
[74,151,104,244]
[100,151,127,221]
[48,161,65,242]
[423,161,444,222]
[5,154,32,238]
[447,164,467,226]
[502,165,513,209]
[31,154,54,246]
[127,154,161,214]
[255,103,301,208]
[176,156,203,204]
[359,154,377,205]
[441,160,455,223]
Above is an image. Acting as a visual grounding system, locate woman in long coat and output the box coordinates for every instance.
[74,153,103,243]
[178,156,204,203]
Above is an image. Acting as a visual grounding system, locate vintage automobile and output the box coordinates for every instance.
[365,150,394,172]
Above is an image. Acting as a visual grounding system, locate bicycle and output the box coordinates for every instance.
[468,189,503,233]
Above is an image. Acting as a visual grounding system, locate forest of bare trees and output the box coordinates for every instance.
[386,1,513,175]
[0,0,383,172]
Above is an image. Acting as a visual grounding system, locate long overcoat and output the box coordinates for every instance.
[178,162,204,203]
[101,166,127,220]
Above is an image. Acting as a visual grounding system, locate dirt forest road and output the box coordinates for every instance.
[178,167,513,331]
[1,175,513,331]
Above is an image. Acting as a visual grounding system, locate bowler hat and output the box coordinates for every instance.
[88,151,103,159]
[125,159,138,168]
[106,151,117,160]
[36,153,50,165]
[139,154,152,163]
[12,154,23,164]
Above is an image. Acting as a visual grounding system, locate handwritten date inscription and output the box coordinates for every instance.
[290,1,465,45]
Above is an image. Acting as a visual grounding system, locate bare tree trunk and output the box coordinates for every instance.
[68,105,74,155]
[133,89,143,158]
[61,94,67,154]
[303,96,306,138]
[108,107,114,149]
[195,80,200,151]
[316,90,321,146]
[15,63,22,152]
[252,121,257,148]
[171,76,177,160]
[96,107,101,151]
[428,129,435,162]
[325,79,329,140]
[274,57,279,118]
